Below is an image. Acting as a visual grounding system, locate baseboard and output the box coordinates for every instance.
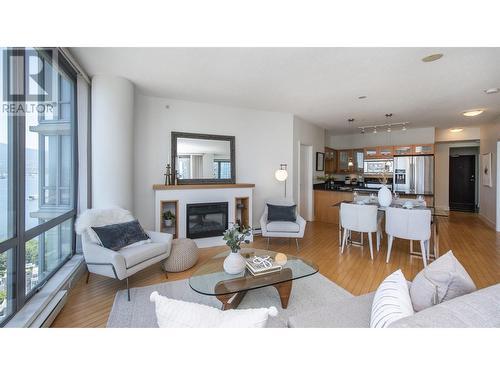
[478,213,496,230]
[435,205,449,212]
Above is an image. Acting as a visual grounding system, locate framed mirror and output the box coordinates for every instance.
[171,132,236,184]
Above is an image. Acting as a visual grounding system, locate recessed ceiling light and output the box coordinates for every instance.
[358,95,367,99]
[450,128,464,133]
[484,88,499,94]
[462,109,484,117]
[422,53,443,63]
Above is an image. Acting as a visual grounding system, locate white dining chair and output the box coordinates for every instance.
[340,203,382,260]
[385,206,431,267]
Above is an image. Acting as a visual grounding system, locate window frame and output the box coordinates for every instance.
[0,48,78,326]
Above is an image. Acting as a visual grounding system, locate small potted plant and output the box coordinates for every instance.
[163,210,176,227]
[222,223,252,274]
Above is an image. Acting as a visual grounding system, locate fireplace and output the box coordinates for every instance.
[186,202,228,239]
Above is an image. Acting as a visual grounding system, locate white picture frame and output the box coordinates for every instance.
[481,153,493,187]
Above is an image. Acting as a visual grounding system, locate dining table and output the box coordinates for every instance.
[333,197,448,261]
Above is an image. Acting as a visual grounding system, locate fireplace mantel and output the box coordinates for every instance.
[153,183,255,190]
[154,184,254,248]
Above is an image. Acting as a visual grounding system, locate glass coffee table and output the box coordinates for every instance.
[189,248,319,310]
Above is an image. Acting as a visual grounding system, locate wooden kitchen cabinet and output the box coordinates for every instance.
[324,147,337,174]
[377,145,394,158]
[337,150,352,172]
[393,145,413,156]
[353,149,364,173]
[413,144,434,155]
[314,190,354,224]
[364,146,379,159]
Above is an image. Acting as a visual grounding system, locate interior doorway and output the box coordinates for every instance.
[449,148,478,212]
[298,144,313,221]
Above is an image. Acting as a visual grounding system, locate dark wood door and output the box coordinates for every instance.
[449,155,475,212]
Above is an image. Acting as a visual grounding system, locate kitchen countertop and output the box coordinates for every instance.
[313,183,434,197]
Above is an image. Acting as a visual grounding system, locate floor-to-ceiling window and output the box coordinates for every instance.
[0,48,77,326]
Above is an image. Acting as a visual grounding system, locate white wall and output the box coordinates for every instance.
[91,76,135,210]
[479,122,500,230]
[292,116,326,220]
[435,126,480,142]
[434,141,480,211]
[133,94,294,229]
[326,126,435,149]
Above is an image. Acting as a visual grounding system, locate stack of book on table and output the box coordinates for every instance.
[245,256,282,276]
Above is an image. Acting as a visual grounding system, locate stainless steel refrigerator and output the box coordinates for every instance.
[393,155,434,194]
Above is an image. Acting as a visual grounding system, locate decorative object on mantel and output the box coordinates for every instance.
[222,223,252,274]
[162,210,176,227]
[164,164,172,185]
[377,169,392,207]
[481,153,493,187]
[275,164,288,198]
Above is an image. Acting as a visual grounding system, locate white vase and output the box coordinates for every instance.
[223,251,246,274]
[378,185,392,207]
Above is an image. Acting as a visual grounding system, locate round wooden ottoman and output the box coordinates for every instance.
[162,238,199,272]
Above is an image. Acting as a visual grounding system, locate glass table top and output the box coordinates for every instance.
[189,248,319,296]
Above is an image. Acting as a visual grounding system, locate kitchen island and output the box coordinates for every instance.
[313,183,434,224]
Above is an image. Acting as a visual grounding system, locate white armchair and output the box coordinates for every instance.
[260,200,306,251]
[75,207,172,301]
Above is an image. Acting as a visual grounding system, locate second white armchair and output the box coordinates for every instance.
[260,200,306,251]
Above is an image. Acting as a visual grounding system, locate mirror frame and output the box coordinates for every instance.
[171,131,236,185]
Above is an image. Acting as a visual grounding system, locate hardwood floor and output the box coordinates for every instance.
[51,212,500,327]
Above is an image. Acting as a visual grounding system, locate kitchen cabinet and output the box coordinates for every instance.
[393,145,413,156]
[324,147,337,174]
[314,190,354,224]
[364,146,379,159]
[413,144,434,155]
[378,146,394,158]
[353,149,364,173]
[364,146,392,159]
[337,150,351,172]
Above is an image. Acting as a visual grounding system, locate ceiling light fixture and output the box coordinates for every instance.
[402,125,407,131]
[348,118,355,123]
[484,88,499,94]
[449,128,464,133]
[358,121,409,134]
[358,95,367,99]
[422,53,443,62]
[462,109,484,117]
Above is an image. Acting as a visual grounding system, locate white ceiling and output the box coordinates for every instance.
[71,47,500,134]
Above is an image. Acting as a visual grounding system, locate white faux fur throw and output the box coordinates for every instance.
[74,207,135,235]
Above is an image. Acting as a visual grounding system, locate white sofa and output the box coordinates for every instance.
[75,207,172,301]
[260,200,306,250]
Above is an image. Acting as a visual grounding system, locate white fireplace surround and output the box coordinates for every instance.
[154,185,254,248]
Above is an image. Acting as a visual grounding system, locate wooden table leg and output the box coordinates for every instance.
[216,290,248,310]
[272,280,293,309]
